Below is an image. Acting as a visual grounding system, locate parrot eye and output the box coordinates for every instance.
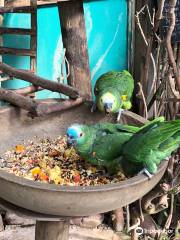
[79,132,83,137]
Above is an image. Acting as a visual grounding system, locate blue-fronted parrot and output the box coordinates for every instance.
[66,122,139,174]
[93,70,134,121]
[66,117,180,177]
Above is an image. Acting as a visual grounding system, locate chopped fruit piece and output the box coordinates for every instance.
[15,145,25,153]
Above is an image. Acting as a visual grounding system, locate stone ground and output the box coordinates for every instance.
[0,225,130,240]
[0,212,130,240]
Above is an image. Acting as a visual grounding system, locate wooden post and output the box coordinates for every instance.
[35,220,69,240]
[58,0,92,100]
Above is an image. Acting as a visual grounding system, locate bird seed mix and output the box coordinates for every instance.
[0,136,126,186]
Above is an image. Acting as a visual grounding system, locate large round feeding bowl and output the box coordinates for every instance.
[0,105,168,216]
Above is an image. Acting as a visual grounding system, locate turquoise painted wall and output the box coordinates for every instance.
[2,0,128,99]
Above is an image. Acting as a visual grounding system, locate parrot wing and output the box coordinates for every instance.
[123,119,180,173]
[90,131,133,173]
[95,122,140,134]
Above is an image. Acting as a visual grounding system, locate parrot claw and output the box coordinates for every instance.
[138,168,153,179]
[117,109,124,122]
[91,102,97,113]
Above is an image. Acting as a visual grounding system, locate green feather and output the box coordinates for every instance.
[74,122,136,173]
[94,70,134,113]
[122,119,180,174]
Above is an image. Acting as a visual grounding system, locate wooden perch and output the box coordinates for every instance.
[0,87,84,117]
[0,87,38,115]
[0,5,35,13]
[14,85,43,95]
[0,27,36,35]
[35,97,84,116]
[0,62,79,99]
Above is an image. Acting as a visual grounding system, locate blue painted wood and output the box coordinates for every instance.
[1,0,128,100]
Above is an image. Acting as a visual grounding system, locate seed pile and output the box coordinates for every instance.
[0,136,126,186]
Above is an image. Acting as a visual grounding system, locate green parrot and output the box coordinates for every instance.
[93,70,134,121]
[66,117,180,177]
[66,122,139,173]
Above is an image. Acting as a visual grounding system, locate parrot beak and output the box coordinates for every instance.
[67,137,77,147]
[104,103,112,114]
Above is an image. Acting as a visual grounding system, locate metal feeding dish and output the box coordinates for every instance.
[0,105,168,217]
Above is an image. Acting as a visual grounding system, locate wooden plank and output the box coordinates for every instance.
[5,0,71,8]
[0,5,35,13]
[58,0,92,100]
[0,27,35,35]
[0,47,36,56]
[0,76,12,81]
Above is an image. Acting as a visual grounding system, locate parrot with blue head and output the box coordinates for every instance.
[66,117,180,177]
[66,122,139,173]
[93,70,134,121]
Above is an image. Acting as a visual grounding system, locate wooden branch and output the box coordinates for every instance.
[162,194,174,231]
[141,37,153,98]
[58,0,92,100]
[135,2,165,117]
[0,87,38,115]
[0,62,79,99]
[0,86,83,116]
[0,47,36,56]
[154,0,165,33]
[147,71,168,111]
[168,72,180,98]
[141,185,168,214]
[165,0,180,93]
[14,85,43,95]
[156,97,180,102]
[135,6,156,116]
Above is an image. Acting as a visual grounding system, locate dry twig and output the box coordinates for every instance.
[137,82,148,119]
[165,0,180,93]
